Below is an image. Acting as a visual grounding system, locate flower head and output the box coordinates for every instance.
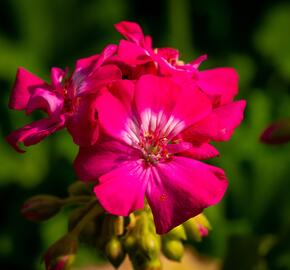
[113,21,246,145]
[74,75,240,234]
[8,20,246,236]
[7,45,121,152]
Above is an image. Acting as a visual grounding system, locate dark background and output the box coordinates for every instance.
[1,0,290,269]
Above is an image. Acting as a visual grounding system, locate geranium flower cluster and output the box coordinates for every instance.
[7,21,245,234]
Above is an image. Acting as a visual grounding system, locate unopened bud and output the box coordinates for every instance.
[129,248,161,270]
[139,233,160,259]
[21,195,62,222]
[260,118,290,144]
[183,213,211,241]
[165,225,187,240]
[162,239,184,262]
[68,181,90,196]
[131,254,161,270]
[123,235,136,251]
[44,234,78,270]
[105,237,126,268]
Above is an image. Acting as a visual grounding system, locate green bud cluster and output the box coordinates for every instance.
[183,214,211,242]
[123,212,161,270]
[161,225,186,262]
[22,181,212,270]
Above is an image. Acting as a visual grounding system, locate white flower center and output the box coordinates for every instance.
[123,109,185,165]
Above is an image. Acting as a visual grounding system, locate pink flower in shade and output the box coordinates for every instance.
[6,45,121,152]
[74,75,235,234]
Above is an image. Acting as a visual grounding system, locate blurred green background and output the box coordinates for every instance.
[1,0,290,269]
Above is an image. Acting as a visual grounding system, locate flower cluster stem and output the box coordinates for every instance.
[71,201,103,236]
[61,195,92,206]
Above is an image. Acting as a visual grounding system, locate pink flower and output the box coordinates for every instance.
[181,69,246,143]
[74,75,233,234]
[7,45,121,152]
[114,21,205,78]
[114,21,246,143]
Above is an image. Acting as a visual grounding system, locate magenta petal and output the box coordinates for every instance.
[183,100,246,142]
[66,95,99,146]
[135,75,211,131]
[96,90,131,141]
[94,44,118,68]
[75,54,100,72]
[6,116,65,153]
[94,162,148,216]
[211,100,246,141]
[182,143,219,160]
[166,142,192,154]
[135,75,178,116]
[108,80,135,111]
[118,40,151,65]
[51,67,66,88]
[157,48,179,62]
[198,68,239,105]
[75,64,122,96]
[115,21,145,46]
[74,139,140,181]
[146,157,228,234]
[152,54,181,76]
[144,35,152,49]
[9,67,47,110]
[26,88,63,116]
[75,43,116,73]
[190,54,208,68]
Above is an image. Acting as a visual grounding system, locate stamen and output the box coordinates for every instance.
[124,110,186,165]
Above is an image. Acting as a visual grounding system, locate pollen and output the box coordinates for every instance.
[139,131,171,165]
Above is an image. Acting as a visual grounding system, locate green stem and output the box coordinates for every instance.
[71,202,103,236]
[61,195,92,206]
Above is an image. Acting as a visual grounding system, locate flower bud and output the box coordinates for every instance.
[44,234,78,270]
[129,248,161,270]
[162,239,184,262]
[21,195,62,222]
[183,213,211,241]
[123,234,136,251]
[105,237,126,268]
[260,118,290,144]
[138,233,160,259]
[165,224,187,240]
[131,254,161,270]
